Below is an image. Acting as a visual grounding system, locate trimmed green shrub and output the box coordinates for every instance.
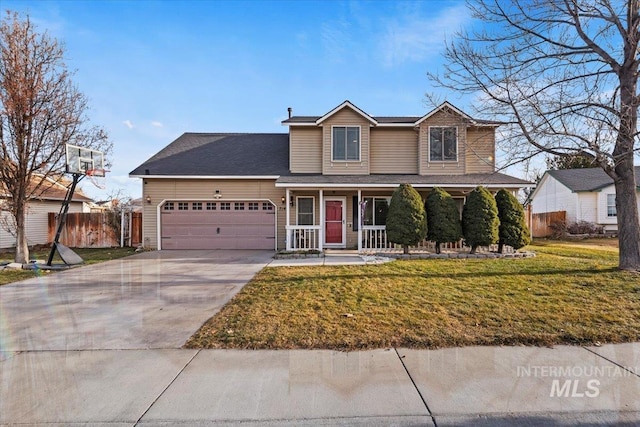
[386,183,427,254]
[425,187,463,254]
[495,189,531,252]
[462,186,499,254]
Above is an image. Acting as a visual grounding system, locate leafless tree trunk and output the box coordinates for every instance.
[0,11,110,263]
[431,0,640,270]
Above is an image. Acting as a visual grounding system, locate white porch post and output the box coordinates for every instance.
[285,188,291,251]
[357,189,362,252]
[319,189,324,252]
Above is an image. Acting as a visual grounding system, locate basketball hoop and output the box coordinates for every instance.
[85,168,108,189]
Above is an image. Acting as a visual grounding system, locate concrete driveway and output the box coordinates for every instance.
[0,250,274,351]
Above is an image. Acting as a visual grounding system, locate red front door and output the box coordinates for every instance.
[325,200,343,244]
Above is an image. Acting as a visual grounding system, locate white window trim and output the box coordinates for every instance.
[362,196,391,227]
[296,196,315,225]
[428,126,458,162]
[607,193,617,217]
[331,125,361,162]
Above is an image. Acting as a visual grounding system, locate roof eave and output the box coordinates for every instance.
[130,174,281,179]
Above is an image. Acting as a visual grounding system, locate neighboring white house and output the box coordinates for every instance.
[530,167,640,232]
[0,177,92,249]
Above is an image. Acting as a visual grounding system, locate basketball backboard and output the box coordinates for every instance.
[65,144,105,176]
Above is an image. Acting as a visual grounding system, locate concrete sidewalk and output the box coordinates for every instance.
[2,344,639,426]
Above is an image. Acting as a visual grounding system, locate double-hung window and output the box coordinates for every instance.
[332,126,360,161]
[363,197,390,226]
[607,194,617,217]
[429,127,457,161]
[297,197,314,225]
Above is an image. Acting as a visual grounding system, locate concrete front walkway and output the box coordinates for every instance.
[1,250,639,425]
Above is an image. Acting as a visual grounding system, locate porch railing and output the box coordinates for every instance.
[286,225,321,251]
[361,227,512,253]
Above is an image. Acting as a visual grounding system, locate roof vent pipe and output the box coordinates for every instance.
[287,107,292,118]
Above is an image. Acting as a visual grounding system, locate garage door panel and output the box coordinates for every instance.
[160,201,275,250]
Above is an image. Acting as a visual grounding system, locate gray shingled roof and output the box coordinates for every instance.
[547,167,640,192]
[130,133,290,176]
[276,173,531,187]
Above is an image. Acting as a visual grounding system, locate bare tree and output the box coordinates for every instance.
[0,11,111,263]
[431,0,640,270]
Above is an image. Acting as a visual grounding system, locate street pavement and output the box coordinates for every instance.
[1,251,639,426]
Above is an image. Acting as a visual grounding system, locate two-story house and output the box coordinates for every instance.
[129,101,530,252]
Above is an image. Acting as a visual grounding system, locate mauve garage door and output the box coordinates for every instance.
[160,201,275,250]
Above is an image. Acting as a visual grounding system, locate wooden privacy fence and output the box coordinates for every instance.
[48,212,120,248]
[531,210,566,238]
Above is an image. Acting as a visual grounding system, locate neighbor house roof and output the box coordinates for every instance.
[129,133,290,177]
[0,175,92,203]
[275,173,531,188]
[546,167,640,192]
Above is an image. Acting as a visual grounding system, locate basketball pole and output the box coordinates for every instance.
[46,173,83,266]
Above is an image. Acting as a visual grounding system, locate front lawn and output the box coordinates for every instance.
[186,240,640,350]
[0,247,137,286]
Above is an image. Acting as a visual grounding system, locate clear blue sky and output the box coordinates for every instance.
[5,0,489,200]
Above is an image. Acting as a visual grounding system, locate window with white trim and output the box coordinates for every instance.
[429,127,457,161]
[363,197,390,226]
[297,197,314,225]
[163,202,174,211]
[206,202,216,210]
[192,202,202,210]
[262,202,273,211]
[332,126,360,161]
[220,202,231,210]
[177,202,189,210]
[607,194,617,217]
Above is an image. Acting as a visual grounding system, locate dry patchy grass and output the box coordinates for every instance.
[187,240,639,350]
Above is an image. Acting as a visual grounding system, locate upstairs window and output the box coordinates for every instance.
[332,126,360,161]
[607,194,617,217]
[429,127,457,161]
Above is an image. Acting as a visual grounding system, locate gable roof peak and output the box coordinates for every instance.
[416,101,501,127]
[316,100,378,125]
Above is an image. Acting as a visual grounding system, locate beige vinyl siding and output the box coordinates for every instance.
[142,179,285,250]
[370,128,419,174]
[322,108,371,175]
[0,200,84,249]
[289,127,322,173]
[418,110,467,175]
[465,128,495,173]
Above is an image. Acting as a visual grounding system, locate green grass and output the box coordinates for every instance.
[0,247,137,286]
[186,239,640,350]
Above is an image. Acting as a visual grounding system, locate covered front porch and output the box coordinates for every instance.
[276,174,530,254]
[278,185,467,253]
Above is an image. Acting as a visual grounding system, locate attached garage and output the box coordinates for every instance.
[160,200,276,250]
